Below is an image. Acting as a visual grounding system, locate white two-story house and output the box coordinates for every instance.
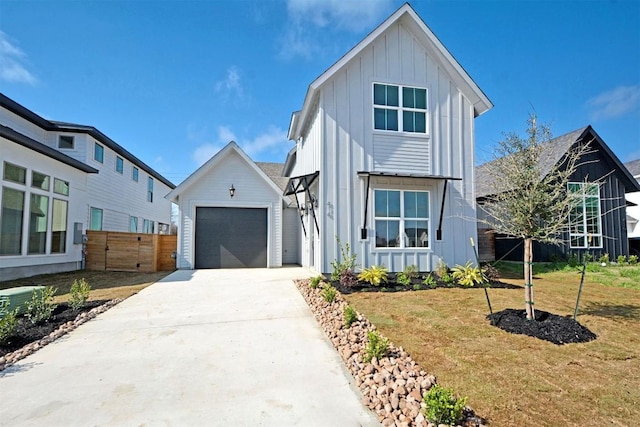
[284,4,492,273]
[0,93,175,280]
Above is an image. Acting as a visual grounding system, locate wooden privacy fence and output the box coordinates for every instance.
[86,231,177,272]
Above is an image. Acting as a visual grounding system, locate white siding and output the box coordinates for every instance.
[0,108,46,142]
[175,150,283,269]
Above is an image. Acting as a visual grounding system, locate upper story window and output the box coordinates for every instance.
[3,162,26,184]
[53,178,69,196]
[32,171,50,191]
[132,166,139,182]
[58,135,74,149]
[94,143,104,163]
[568,182,602,248]
[373,83,427,133]
[374,189,430,248]
[147,177,154,203]
[116,156,124,174]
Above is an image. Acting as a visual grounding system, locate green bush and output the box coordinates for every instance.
[363,330,389,362]
[441,273,455,287]
[330,238,359,281]
[309,275,323,289]
[320,285,338,303]
[358,265,388,286]
[396,271,412,286]
[422,274,437,289]
[423,384,467,426]
[413,283,423,291]
[69,278,91,311]
[451,261,484,288]
[568,253,579,268]
[599,253,609,264]
[344,305,357,328]
[25,286,58,325]
[629,255,638,265]
[617,255,627,265]
[1,298,18,345]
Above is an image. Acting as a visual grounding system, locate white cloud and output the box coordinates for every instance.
[586,85,640,120]
[0,31,37,85]
[190,125,288,167]
[214,66,246,105]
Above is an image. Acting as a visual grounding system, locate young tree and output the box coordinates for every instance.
[479,114,593,320]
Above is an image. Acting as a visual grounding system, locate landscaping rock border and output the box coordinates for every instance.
[0,298,123,372]
[295,280,486,427]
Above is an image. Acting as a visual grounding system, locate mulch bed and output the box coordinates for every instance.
[333,278,519,295]
[487,309,597,345]
[1,300,107,357]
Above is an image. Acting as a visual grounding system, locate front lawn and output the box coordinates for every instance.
[344,263,640,426]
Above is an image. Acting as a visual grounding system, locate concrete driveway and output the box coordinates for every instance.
[0,268,379,426]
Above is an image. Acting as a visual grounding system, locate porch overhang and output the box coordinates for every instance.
[357,171,462,241]
[284,171,320,236]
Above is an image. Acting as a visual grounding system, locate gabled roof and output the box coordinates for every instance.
[624,159,640,178]
[165,141,287,204]
[0,93,174,189]
[476,125,640,199]
[1,124,98,174]
[288,3,493,141]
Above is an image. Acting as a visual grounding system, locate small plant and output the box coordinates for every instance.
[440,273,455,287]
[330,238,359,281]
[363,330,389,362]
[482,263,500,283]
[358,265,388,286]
[617,255,626,265]
[25,286,58,325]
[599,253,610,264]
[629,255,638,265]
[451,261,484,288]
[320,285,338,303]
[396,264,419,286]
[434,259,449,277]
[423,384,467,426]
[396,272,412,286]
[339,269,359,288]
[422,274,437,289]
[309,275,323,289]
[344,305,357,328]
[69,278,91,311]
[582,252,594,263]
[0,298,18,345]
[568,253,579,268]
[412,283,423,291]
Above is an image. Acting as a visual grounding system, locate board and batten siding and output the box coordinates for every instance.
[175,151,284,269]
[308,19,478,272]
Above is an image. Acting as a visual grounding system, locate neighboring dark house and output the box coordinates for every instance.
[624,159,640,255]
[476,125,640,262]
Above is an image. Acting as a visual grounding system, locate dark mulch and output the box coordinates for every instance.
[487,309,597,345]
[334,279,519,295]
[1,300,107,357]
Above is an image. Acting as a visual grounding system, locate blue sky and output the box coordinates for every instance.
[1,0,639,185]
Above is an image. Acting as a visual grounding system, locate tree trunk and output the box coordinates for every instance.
[524,237,535,320]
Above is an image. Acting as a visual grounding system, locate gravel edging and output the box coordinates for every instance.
[295,279,486,427]
[0,298,124,372]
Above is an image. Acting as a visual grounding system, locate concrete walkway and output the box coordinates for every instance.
[0,268,379,426]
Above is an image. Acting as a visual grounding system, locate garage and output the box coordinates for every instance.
[195,207,268,269]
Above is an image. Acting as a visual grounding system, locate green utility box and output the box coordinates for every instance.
[0,286,45,317]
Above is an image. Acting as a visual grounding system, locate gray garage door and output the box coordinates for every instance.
[195,207,268,268]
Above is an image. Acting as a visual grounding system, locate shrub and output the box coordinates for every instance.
[423,384,467,426]
[582,252,594,263]
[330,238,358,281]
[412,283,423,291]
[69,278,91,311]
[25,286,58,325]
[568,253,579,268]
[363,330,389,362]
[422,274,437,289]
[309,275,323,289]
[0,298,18,345]
[440,273,455,287]
[344,305,357,328]
[403,264,419,279]
[320,285,338,303]
[599,253,610,264]
[629,255,638,265]
[617,255,627,265]
[358,265,388,286]
[339,269,359,288]
[451,261,484,288]
[396,272,412,286]
[434,260,449,277]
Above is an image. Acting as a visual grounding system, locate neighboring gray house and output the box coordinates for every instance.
[166,141,299,269]
[0,93,175,280]
[624,159,640,255]
[284,3,493,273]
[476,126,640,262]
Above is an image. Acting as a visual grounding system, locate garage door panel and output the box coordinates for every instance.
[195,207,267,268]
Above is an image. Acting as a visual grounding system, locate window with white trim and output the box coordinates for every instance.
[116,156,124,174]
[374,189,429,248]
[147,177,154,203]
[58,135,74,149]
[90,207,103,231]
[132,166,139,182]
[373,83,427,133]
[568,182,602,248]
[94,143,104,163]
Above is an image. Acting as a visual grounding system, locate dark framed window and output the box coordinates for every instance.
[130,216,138,232]
[116,156,124,174]
[132,166,139,182]
[373,83,427,133]
[147,177,154,203]
[3,162,26,184]
[58,135,74,149]
[32,171,50,191]
[0,187,25,255]
[94,143,104,163]
[374,189,429,248]
[568,182,602,248]
[54,178,70,196]
[28,194,49,254]
[90,207,103,231]
[51,198,68,253]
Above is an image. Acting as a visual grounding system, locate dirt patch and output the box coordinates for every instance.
[487,309,597,345]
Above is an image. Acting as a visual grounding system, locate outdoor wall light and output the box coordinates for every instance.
[229,184,235,198]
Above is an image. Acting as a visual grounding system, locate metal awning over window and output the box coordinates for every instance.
[284,171,320,236]
[357,171,462,241]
